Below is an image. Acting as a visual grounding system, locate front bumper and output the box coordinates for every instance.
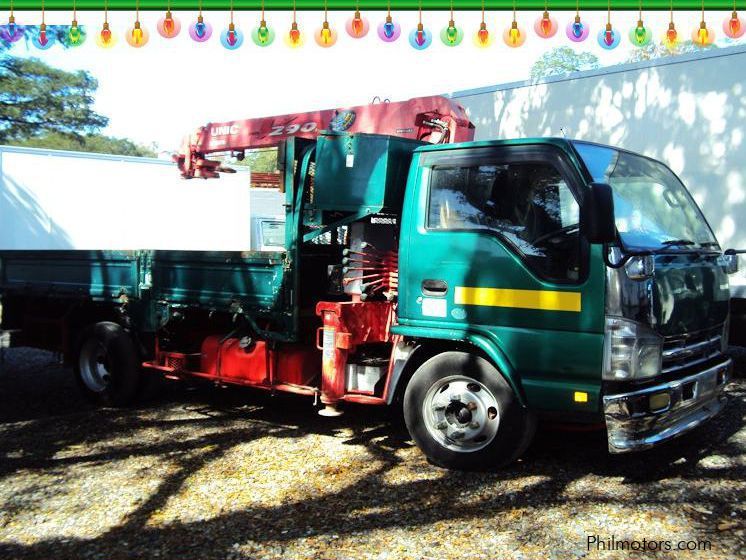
[603,359,731,453]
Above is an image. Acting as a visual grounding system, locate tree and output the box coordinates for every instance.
[12,132,157,157]
[626,40,718,63]
[0,56,108,143]
[530,47,600,80]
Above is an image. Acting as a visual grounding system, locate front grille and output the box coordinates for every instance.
[662,325,724,376]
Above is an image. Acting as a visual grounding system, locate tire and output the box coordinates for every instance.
[403,351,535,470]
[74,322,141,406]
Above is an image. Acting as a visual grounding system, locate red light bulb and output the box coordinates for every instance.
[730,14,741,35]
[351,10,364,36]
[667,22,677,43]
[415,23,425,46]
[289,22,300,44]
[604,24,614,46]
[477,22,489,45]
[540,12,552,36]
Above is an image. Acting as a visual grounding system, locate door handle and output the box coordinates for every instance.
[422,279,448,296]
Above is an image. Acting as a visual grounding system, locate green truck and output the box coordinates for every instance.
[0,133,736,469]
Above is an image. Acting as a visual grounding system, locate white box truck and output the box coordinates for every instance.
[0,145,285,252]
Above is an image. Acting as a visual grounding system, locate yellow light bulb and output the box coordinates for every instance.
[692,21,714,46]
[126,21,150,48]
[315,20,337,47]
[503,20,525,48]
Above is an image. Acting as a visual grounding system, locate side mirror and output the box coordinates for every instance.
[723,254,739,274]
[581,182,616,244]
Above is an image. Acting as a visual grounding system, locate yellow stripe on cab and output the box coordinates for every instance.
[454,286,582,313]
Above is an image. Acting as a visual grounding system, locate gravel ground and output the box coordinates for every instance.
[0,347,744,560]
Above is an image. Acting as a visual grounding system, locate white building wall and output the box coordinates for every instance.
[451,45,746,291]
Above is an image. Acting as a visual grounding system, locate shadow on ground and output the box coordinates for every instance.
[0,348,744,559]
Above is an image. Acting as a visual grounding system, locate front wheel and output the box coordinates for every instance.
[74,322,141,406]
[403,351,535,470]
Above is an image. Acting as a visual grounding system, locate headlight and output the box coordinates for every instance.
[603,317,663,381]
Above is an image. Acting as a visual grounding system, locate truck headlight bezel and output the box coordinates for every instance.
[722,317,730,354]
[603,317,663,382]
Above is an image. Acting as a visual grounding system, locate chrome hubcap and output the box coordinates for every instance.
[79,339,111,393]
[422,375,500,452]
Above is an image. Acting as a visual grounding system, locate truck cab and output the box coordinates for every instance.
[395,138,731,464]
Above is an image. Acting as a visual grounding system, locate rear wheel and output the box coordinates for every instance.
[74,322,141,406]
[404,351,535,470]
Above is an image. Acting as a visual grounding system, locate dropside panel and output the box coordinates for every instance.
[0,250,140,301]
[149,250,286,313]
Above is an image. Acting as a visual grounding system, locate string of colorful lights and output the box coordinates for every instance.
[0,1,743,50]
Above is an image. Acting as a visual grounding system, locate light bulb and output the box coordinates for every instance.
[346,9,369,38]
[285,21,303,47]
[474,21,491,47]
[67,21,85,46]
[566,15,589,42]
[315,21,337,47]
[189,15,213,42]
[724,11,745,38]
[157,10,181,38]
[440,20,463,46]
[598,22,620,49]
[629,20,651,47]
[534,11,558,38]
[0,16,24,43]
[126,21,150,48]
[251,20,275,46]
[32,23,55,49]
[377,15,401,42]
[692,21,714,46]
[408,22,432,50]
[220,22,244,49]
[664,22,678,49]
[503,20,526,48]
[96,21,116,48]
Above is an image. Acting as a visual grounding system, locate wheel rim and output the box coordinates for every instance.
[422,375,500,453]
[79,339,112,393]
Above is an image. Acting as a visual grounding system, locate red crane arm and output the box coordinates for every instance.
[175,95,475,179]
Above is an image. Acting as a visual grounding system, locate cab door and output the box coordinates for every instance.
[398,143,606,411]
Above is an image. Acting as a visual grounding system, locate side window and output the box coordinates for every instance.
[259,220,286,250]
[427,160,582,282]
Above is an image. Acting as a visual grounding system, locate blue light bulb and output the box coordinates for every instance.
[384,21,395,38]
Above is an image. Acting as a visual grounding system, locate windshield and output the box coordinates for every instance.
[573,142,719,251]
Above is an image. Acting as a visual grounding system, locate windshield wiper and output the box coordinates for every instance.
[661,239,696,247]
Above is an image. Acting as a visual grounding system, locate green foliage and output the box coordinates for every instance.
[244,149,278,172]
[0,55,108,144]
[228,148,278,172]
[530,47,600,80]
[11,132,157,157]
[626,40,718,63]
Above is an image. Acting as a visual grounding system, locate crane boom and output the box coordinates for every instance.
[175,95,475,179]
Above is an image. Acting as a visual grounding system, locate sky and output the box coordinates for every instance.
[9,9,745,152]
